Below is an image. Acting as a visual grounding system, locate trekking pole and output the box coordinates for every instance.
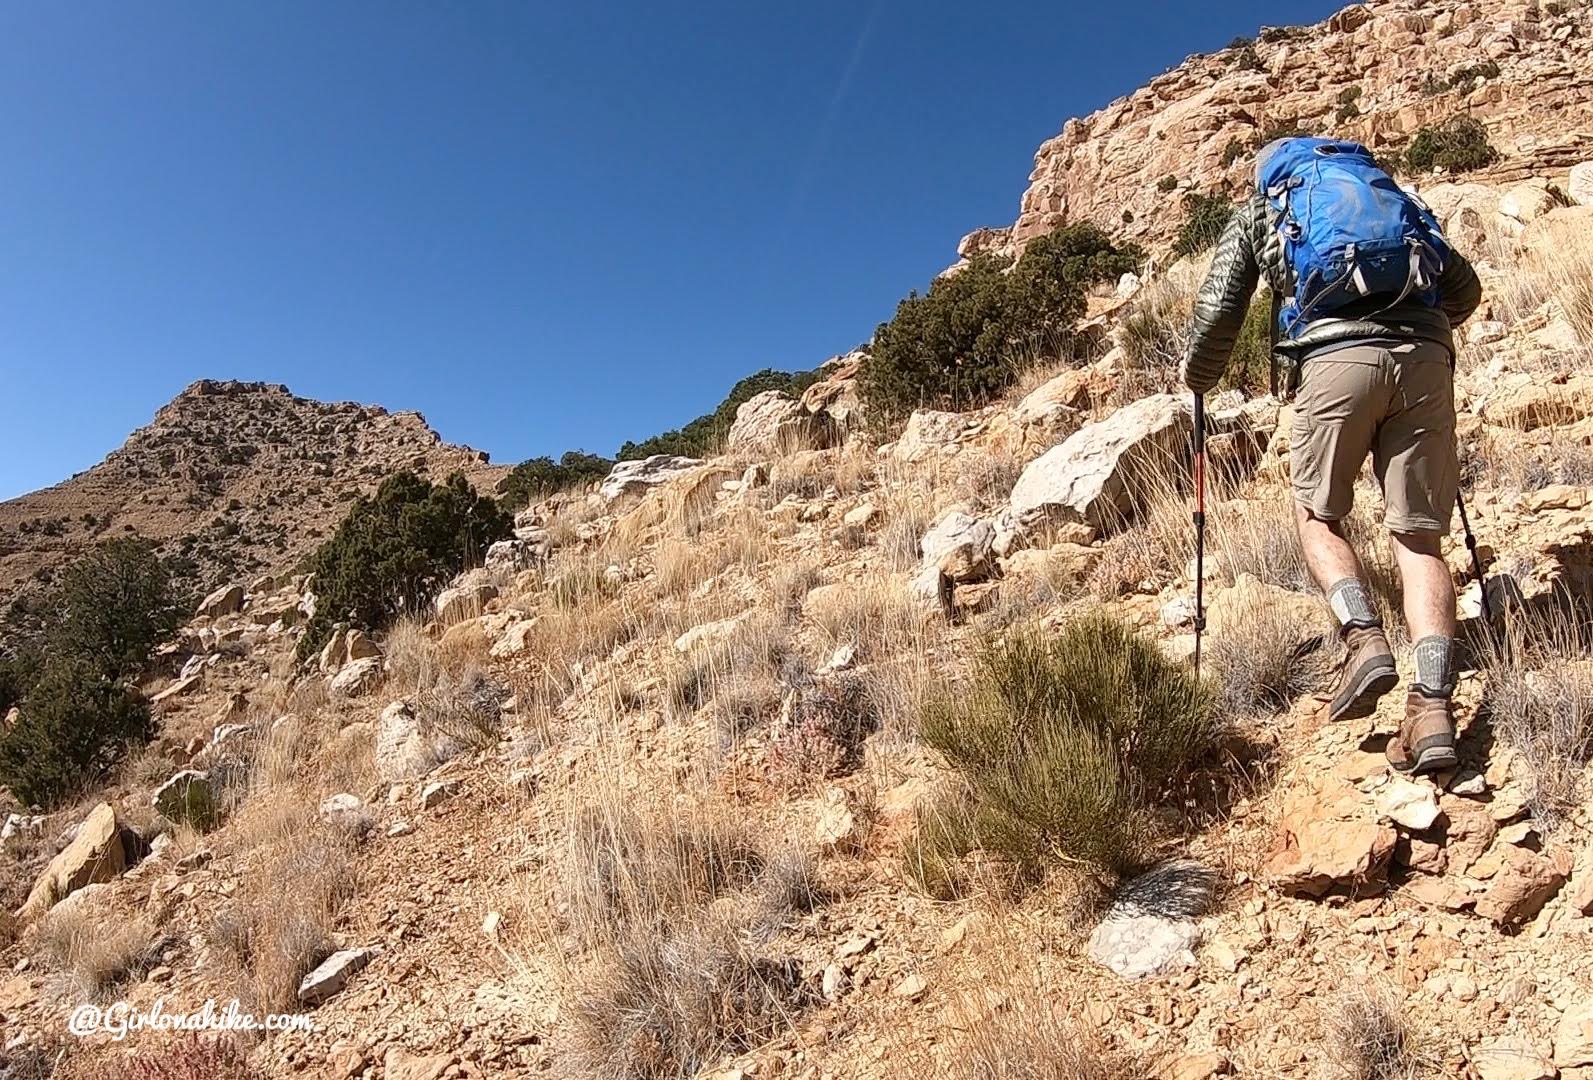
[1192,392,1208,674]
[1456,488,1491,620]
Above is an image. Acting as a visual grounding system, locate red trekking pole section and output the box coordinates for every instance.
[1192,393,1207,674]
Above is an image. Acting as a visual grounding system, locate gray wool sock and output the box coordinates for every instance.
[1413,635,1455,697]
[1326,578,1378,628]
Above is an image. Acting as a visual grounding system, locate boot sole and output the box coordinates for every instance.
[1390,737,1459,777]
[1327,661,1399,723]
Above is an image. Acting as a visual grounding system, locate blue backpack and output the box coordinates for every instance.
[1258,137,1451,341]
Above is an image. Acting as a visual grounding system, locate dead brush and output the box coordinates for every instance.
[766,673,880,786]
[566,902,809,1080]
[551,786,821,1080]
[1325,984,1431,1080]
[940,990,1151,1080]
[1477,601,1593,831]
[32,902,160,1002]
[55,1036,260,1080]
[412,664,509,752]
[1468,424,1593,495]
[207,810,357,1013]
[1206,598,1332,719]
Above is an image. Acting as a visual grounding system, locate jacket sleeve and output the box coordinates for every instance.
[1181,205,1261,395]
[1436,248,1482,328]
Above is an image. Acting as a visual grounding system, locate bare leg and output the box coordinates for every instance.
[1299,504,1399,722]
[1295,504,1365,594]
[1390,530,1456,641]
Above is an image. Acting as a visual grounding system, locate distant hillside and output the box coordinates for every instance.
[0,379,505,624]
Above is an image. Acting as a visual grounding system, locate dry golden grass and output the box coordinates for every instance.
[208,805,357,1013]
[1207,490,1312,592]
[652,510,772,600]
[382,615,447,694]
[1086,456,1194,599]
[804,575,928,660]
[939,992,1151,1080]
[33,900,159,1002]
[1477,600,1593,830]
[537,774,819,1080]
[1486,223,1593,347]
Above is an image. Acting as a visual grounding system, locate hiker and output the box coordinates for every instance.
[1181,136,1482,776]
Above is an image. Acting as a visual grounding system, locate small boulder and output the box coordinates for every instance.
[418,779,461,810]
[1266,774,1397,896]
[376,702,432,782]
[21,803,131,920]
[152,770,219,829]
[599,455,703,501]
[435,583,499,627]
[1472,1038,1556,1080]
[1087,913,1200,980]
[1474,845,1568,925]
[1375,775,1441,831]
[318,628,350,674]
[1570,160,1593,208]
[918,510,996,583]
[298,948,373,1006]
[196,583,245,619]
[1555,1000,1593,1068]
[345,630,381,662]
[673,615,747,654]
[319,793,374,835]
[329,656,384,697]
[1007,393,1191,537]
[726,390,834,455]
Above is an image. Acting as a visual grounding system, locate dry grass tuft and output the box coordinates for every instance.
[382,615,446,694]
[1325,985,1430,1080]
[552,786,819,1080]
[208,808,357,1013]
[567,903,808,1080]
[1208,493,1312,592]
[1207,600,1332,719]
[33,902,160,1002]
[413,664,509,752]
[1488,223,1593,346]
[805,577,926,660]
[1477,602,1593,830]
[942,992,1151,1079]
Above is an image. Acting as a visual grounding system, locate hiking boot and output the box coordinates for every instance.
[1386,691,1459,776]
[1326,622,1398,722]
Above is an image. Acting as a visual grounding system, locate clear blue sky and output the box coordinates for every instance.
[0,1,1341,500]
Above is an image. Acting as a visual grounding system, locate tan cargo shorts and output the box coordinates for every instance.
[1289,340,1458,535]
